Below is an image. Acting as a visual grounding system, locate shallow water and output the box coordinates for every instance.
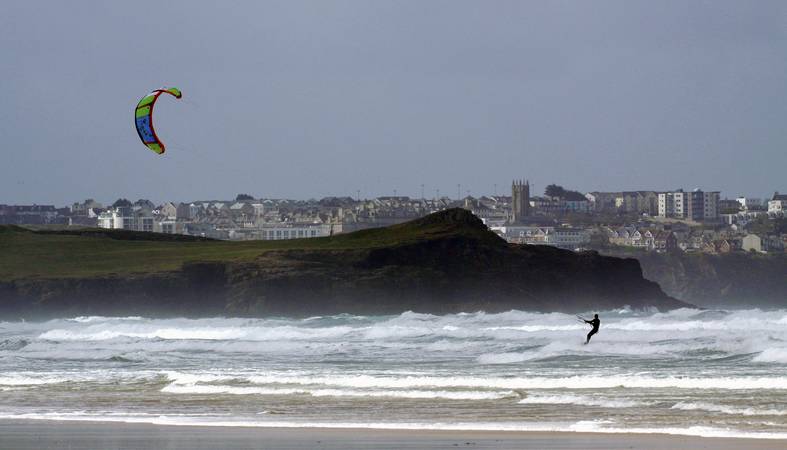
[1,308,786,438]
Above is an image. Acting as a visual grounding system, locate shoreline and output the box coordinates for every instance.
[1,420,786,450]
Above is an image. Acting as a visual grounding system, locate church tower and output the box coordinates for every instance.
[512,179,530,223]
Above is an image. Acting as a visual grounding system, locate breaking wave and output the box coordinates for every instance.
[161,383,516,400]
[518,394,645,408]
[671,402,787,416]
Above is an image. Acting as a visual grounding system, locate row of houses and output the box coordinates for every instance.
[605,227,678,252]
[604,226,786,254]
[0,204,64,224]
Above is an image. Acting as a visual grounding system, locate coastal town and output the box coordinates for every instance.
[2,180,786,255]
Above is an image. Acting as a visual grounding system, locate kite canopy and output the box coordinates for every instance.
[134,87,182,154]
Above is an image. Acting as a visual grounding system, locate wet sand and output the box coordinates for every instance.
[1,421,786,450]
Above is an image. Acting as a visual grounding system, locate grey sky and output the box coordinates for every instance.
[1,0,785,205]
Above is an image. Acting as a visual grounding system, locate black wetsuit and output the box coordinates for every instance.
[585,318,600,344]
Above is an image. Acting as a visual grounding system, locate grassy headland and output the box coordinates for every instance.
[0,209,498,281]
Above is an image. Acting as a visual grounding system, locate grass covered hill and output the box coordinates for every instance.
[0,209,686,318]
[0,209,498,281]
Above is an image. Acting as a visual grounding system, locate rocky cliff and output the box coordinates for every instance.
[0,209,688,318]
[600,250,787,308]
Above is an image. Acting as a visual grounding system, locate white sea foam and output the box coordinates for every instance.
[39,325,357,342]
[753,347,787,364]
[476,352,533,364]
[162,383,515,400]
[0,375,69,386]
[518,394,644,408]
[482,325,584,332]
[160,369,787,391]
[671,402,787,416]
[238,373,787,390]
[0,371,160,386]
[68,316,144,323]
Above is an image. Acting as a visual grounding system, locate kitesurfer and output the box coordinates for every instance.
[583,314,600,344]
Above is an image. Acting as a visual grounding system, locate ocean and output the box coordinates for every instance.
[1,308,786,439]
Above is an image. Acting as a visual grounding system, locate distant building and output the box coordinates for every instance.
[735,197,762,210]
[97,207,155,232]
[586,191,657,215]
[585,192,618,212]
[0,205,59,224]
[563,199,591,213]
[701,190,720,220]
[511,179,530,223]
[258,223,333,240]
[720,210,766,226]
[97,209,125,229]
[658,191,684,218]
[70,199,103,216]
[157,202,178,219]
[768,192,787,216]
[177,202,201,220]
[658,189,719,221]
[653,231,678,252]
[742,234,763,253]
[616,192,659,215]
[154,218,184,234]
[719,198,742,212]
[491,225,590,250]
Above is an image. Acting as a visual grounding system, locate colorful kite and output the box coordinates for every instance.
[134,87,182,154]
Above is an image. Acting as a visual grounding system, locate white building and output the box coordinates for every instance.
[768,192,787,216]
[97,208,154,232]
[742,234,763,253]
[97,209,125,229]
[736,197,762,210]
[258,223,334,240]
[491,225,543,242]
[720,210,766,226]
[658,191,685,218]
[542,228,591,249]
[490,225,590,250]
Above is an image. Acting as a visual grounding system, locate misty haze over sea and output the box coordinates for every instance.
[2,307,786,439]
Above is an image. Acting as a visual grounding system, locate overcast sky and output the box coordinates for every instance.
[2,0,785,205]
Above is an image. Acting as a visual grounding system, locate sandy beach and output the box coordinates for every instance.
[1,421,785,450]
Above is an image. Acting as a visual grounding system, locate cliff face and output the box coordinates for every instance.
[600,251,787,308]
[0,210,687,318]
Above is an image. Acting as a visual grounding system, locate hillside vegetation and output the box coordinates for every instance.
[0,209,497,281]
